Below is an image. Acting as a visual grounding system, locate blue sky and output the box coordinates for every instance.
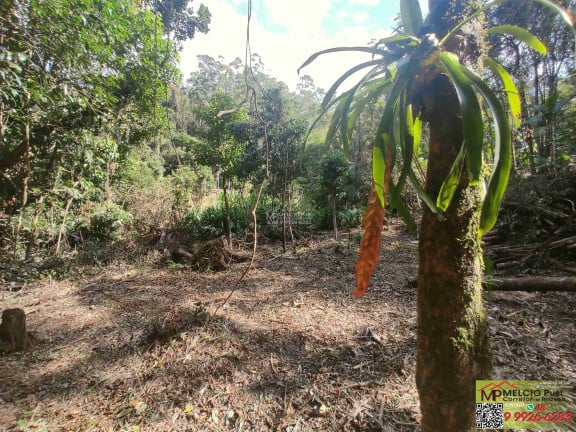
[180,0,428,91]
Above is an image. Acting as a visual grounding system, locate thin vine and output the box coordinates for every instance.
[209,0,271,321]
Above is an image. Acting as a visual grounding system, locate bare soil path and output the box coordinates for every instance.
[1,220,574,431]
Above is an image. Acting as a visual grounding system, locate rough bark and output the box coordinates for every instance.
[416,73,491,432]
[0,308,29,354]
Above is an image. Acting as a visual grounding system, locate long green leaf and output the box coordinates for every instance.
[487,25,547,54]
[388,95,417,231]
[339,68,378,157]
[371,66,411,205]
[375,34,420,49]
[408,168,445,220]
[298,46,388,74]
[377,60,411,130]
[344,78,395,148]
[302,89,348,147]
[463,69,512,235]
[321,91,350,148]
[325,90,353,147]
[400,0,423,36]
[340,64,391,153]
[394,93,414,197]
[321,59,383,108]
[372,137,387,207]
[436,146,466,211]
[413,115,422,155]
[439,52,484,185]
[440,0,574,49]
[346,77,394,125]
[309,73,386,136]
[388,183,417,231]
[485,57,522,127]
[340,84,363,155]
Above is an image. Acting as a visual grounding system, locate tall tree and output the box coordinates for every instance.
[488,0,575,169]
[147,0,211,43]
[0,0,197,254]
[301,0,574,430]
[193,91,248,246]
[318,149,350,240]
[259,86,306,251]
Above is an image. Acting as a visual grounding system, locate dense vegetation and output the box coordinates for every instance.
[1,0,574,278]
[0,2,375,272]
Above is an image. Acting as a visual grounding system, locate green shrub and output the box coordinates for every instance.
[253,196,281,226]
[76,203,134,242]
[339,207,363,230]
[309,206,332,230]
[184,199,246,240]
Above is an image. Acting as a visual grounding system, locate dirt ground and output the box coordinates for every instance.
[1,220,575,431]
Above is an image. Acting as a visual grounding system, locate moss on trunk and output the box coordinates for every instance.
[416,73,492,432]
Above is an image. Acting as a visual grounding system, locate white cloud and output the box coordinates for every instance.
[179,0,392,92]
[262,0,331,35]
[352,12,370,24]
[180,0,247,76]
[349,0,381,5]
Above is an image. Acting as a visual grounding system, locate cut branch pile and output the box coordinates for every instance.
[171,240,249,271]
[484,234,576,272]
[483,169,576,274]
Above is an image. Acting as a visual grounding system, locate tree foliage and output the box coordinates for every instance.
[0,0,211,257]
[148,0,211,42]
[488,0,576,169]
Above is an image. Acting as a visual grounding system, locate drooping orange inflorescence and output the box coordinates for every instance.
[354,182,385,298]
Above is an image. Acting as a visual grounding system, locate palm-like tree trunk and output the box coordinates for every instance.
[416,74,492,431]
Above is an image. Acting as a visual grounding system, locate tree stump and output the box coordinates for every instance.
[0,308,28,354]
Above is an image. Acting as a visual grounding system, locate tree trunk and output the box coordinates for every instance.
[25,194,45,261]
[0,101,3,143]
[0,308,28,354]
[287,185,295,245]
[416,74,491,432]
[332,192,338,241]
[14,94,31,257]
[55,195,74,255]
[223,182,232,248]
[281,179,287,254]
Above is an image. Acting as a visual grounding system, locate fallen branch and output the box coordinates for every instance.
[486,277,576,292]
[406,277,576,292]
[550,259,576,275]
[547,235,576,249]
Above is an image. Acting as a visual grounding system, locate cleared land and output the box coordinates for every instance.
[1,220,574,431]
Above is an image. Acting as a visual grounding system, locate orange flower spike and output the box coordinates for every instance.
[354,142,391,298]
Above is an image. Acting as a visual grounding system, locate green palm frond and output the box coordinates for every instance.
[484,58,522,127]
[400,0,423,36]
[487,25,547,55]
[299,0,574,235]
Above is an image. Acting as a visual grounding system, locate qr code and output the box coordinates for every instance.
[476,403,504,429]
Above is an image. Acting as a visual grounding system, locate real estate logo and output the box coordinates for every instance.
[479,380,521,402]
[476,380,574,430]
